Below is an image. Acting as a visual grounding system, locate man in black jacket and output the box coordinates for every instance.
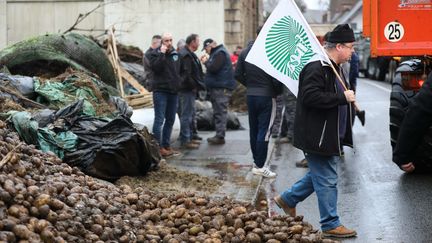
[393,71,432,173]
[148,32,181,157]
[178,34,204,149]
[143,35,161,91]
[235,28,282,178]
[273,24,357,238]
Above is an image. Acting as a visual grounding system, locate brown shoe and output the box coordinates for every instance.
[191,139,201,144]
[322,225,357,238]
[295,158,308,168]
[181,142,199,149]
[273,195,296,217]
[165,147,181,156]
[159,148,173,157]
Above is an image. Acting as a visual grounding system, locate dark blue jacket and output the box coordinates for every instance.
[148,46,181,93]
[204,45,236,90]
[235,41,283,97]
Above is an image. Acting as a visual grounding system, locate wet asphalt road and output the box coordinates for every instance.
[266,78,432,242]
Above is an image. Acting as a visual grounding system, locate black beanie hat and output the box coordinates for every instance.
[326,24,355,43]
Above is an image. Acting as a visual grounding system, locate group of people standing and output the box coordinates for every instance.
[143,33,236,157]
[144,23,360,238]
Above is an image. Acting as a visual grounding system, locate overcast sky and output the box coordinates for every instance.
[305,0,329,10]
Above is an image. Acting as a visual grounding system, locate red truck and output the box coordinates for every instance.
[363,0,432,171]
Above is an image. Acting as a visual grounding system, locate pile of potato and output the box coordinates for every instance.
[0,120,337,242]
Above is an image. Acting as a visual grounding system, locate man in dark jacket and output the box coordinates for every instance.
[235,29,282,178]
[393,71,432,173]
[273,24,357,238]
[148,32,181,157]
[178,34,204,149]
[201,39,237,145]
[143,35,161,91]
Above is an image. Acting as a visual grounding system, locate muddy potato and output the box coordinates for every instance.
[13,224,32,239]
[289,224,303,234]
[266,240,281,243]
[274,232,289,241]
[246,232,261,243]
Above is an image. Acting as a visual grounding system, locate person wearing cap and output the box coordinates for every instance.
[148,32,181,157]
[273,24,357,238]
[200,38,237,145]
[235,26,282,178]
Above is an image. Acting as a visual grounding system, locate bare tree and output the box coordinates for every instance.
[63,0,124,34]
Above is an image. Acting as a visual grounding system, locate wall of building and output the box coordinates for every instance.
[1,0,104,49]
[1,0,261,55]
[224,0,262,53]
[104,0,224,52]
[0,0,6,49]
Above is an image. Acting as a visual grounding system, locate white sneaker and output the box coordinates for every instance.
[252,167,277,178]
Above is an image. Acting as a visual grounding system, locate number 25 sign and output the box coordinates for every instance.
[384,21,405,42]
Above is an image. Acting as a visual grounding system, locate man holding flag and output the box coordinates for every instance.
[246,0,357,238]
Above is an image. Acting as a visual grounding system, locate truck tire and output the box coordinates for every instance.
[366,58,377,79]
[390,72,432,172]
[385,59,397,83]
[376,57,390,81]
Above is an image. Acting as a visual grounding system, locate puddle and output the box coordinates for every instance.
[165,158,261,202]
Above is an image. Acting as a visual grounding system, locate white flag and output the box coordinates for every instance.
[245,0,330,96]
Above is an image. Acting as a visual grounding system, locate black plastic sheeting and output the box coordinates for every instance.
[52,100,160,181]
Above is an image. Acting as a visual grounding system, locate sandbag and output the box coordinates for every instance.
[0,73,35,98]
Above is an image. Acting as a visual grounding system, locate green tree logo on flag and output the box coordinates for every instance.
[265,16,314,80]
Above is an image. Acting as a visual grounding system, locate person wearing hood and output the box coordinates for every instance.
[200,39,237,145]
[274,24,357,238]
[235,26,283,178]
[148,32,181,157]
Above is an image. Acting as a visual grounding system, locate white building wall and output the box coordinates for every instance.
[0,0,6,49]
[1,0,104,49]
[104,0,224,52]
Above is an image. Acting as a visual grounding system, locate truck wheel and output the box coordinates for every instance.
[367,58,377,79]
[376,57,390,81]
[390,72,432,172]
[386,59,397,83]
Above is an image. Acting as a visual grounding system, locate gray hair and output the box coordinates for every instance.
[324,42,337,50]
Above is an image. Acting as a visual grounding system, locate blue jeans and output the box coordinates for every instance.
[179,91,195,144]
[280,153,341,231]
[152,91,178,148]
[247,96,275,168]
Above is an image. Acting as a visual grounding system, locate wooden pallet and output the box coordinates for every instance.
[106,26,153,108]
[124,93,153,109]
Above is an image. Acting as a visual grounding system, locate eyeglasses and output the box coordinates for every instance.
[163,39,173,42]
[341,43,356,50]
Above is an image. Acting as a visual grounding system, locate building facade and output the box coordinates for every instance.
[0,0,262,54]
